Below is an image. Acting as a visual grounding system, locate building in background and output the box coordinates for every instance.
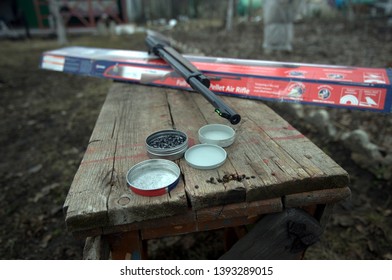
[1,0,390,38]
[0,0,125,34]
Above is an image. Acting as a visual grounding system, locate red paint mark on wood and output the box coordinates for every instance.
[188,137,196,147]
[85,142,145,154]
[80,152,147,166]
[272,134,305,141]
[257,125,296,132]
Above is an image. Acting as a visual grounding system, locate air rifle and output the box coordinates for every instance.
[145,31,241,125]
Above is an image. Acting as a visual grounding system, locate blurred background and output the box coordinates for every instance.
[0,0,391,259]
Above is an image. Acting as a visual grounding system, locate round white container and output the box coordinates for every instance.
[198,124,235,147]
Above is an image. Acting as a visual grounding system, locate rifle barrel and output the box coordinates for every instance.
[146,33,241,125]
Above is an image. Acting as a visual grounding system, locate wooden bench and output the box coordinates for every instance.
[63,82,351,259]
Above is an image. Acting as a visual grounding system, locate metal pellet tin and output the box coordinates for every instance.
[126,159,181,197]
[146,129,188,160]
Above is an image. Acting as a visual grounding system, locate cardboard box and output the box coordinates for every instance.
[40,46,392,113]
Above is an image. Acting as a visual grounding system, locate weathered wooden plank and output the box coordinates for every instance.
[168,91,246,210]
[227,117,307,200]
[224,97,349,198]
[140,198,282,240]
[104,207,196,233]
[141,223,198,240]
[196,198,282,222]
[72,207,196,239]
[113,200,275,240]
[189,95,319,202]
[64,83,189,233]
[284,187,351,208]
[106,84,188,225]
[64,85,122,232]
[73,198,282,239]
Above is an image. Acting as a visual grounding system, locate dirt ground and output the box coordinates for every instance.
[0,17,391,260]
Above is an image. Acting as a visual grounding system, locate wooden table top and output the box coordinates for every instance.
[63,83,350,237]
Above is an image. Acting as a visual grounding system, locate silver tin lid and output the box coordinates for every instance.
[126,159,181,196]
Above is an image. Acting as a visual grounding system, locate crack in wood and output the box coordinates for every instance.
[217,205,225,218]
[111,118,117,139]
[272,157,287,173]
[88,139,102,145]
[109,124,118,186]
[178,169,194,208]
[106,115,119,220]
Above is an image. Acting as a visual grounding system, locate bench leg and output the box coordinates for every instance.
[106,230,146,260]
[83,235,110,260]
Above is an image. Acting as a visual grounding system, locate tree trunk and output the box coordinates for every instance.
[226,0,234,31]
[126,0,145,24]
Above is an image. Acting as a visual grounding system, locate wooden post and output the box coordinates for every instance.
[107,231,146,260]
[83,236,110,260]
[49,0,68,45]
[225,0,234,31]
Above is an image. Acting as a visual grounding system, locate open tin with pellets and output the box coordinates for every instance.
[145,129,188,160]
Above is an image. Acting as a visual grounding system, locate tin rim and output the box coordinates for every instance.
[126,159,181,196]
[147,144,188,160]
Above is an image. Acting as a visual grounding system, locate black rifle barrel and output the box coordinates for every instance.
[145,34,241,125]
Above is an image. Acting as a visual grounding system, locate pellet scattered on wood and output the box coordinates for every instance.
[205,173,255,184]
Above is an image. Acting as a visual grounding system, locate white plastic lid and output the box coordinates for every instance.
[184,144,227,170]
[198,124,235,147]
